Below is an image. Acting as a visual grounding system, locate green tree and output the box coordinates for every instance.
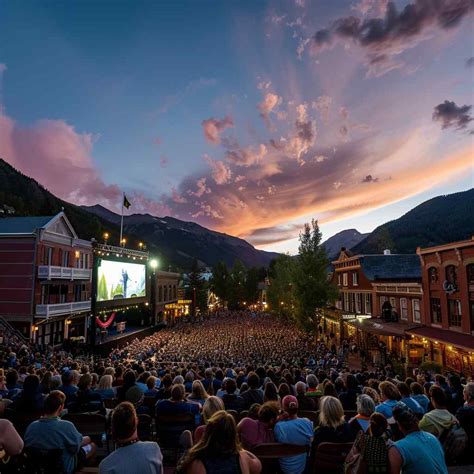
[210,261,231,306]
[97,273,108,301]
[188,259,208,315]
[293,219,338,331]
[243,267,261,305]
[228,260,246,309]
[267,254,297,320]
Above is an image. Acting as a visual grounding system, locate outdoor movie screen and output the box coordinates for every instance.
[97,259,146,301]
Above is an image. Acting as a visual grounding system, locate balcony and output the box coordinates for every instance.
[36,301,91,318]
[38,266,91,281]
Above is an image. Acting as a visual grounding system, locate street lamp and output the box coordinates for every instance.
[121,238,127,247]
[103,232,109,243]
[149,259,158,270]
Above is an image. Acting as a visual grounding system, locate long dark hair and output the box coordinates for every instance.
[178,411,241,472]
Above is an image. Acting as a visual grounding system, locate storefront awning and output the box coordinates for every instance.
[346,318,420,337]
[406,327,474,352]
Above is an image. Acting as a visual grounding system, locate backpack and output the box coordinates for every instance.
[440,421,468,464]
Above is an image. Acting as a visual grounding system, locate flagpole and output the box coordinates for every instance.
[120,192,124,247]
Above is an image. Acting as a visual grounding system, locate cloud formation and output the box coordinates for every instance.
[307,0,473,76]
[201,116,234,144]
[432,100,473,130]
[203,154,232,184]
[258,92,282,129]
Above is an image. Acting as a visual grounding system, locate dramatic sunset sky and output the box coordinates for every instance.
[0,0,473,253]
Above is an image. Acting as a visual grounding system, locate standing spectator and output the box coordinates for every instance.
[338,374,360,411]
[419,386,456,438]
[447,375,464,414]
[178,411,261,474]
[99,402,163,474]
[274,395,313,474]
[388,405,447,474]
[24,391,96,474]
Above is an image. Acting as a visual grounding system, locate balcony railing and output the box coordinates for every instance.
[38,266,91,280]
[36,301,91,318]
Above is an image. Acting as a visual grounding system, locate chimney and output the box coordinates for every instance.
[383,249,391,255]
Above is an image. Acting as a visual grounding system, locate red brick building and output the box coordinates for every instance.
[408,237,474,375]
[326,248,422,366]
[0,212,92,345]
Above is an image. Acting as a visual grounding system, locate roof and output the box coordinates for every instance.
[0,215,55,235]
[407,326,474,352]
[346,318,421,337]
[360,254,421,281]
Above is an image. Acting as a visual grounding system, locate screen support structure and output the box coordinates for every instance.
[89,239,99,346]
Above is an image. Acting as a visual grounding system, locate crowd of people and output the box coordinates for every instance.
[0,311,472,473]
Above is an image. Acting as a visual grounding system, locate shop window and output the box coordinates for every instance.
[412,299,421,323]
[428,267,438,285]
[431,298,442,324]
[342,273,348,287]
[400,298,408,320]
[448,299,462,327]
[352,272,358,286]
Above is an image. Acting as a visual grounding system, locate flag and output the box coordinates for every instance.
[123,194,131,209]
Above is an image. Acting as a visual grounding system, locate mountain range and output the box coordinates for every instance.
[0,158,278,269]
[1,158,473,269]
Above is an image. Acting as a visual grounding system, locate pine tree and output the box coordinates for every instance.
[210,261,230,306]
[188,259,207,315]
[97,273,109,301]
[293,219,338,331]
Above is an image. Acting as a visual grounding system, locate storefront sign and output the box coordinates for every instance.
[178,299,192,304]
[342,314,356,320]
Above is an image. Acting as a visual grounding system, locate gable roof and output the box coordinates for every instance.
[360,254,421,281]
[0,215,55,235]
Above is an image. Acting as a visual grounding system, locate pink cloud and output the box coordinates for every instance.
[153,137,162,145]
[0,109,121,210]
[201,116,234,144]
[203,154,232,184]
[258,92,282,129]
[160,155,169,168]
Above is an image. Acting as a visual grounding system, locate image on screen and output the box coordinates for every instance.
[97,260,146,301]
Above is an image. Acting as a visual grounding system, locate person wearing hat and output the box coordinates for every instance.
[274,395,313,474]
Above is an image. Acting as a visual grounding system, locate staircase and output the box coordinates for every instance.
[0,316,28,343]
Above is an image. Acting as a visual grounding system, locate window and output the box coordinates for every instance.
[343,292,350,312]
[431,298,442,324]
[389,297,396,309]
[400,298,408,320]
[412,299,421,323]
[164,286,168,301]
[429,267,438,284]
[445,265,457,285]
[365,294,372,315]
[62,250,69,267]
[44,247,53,265]
[337,274,342,286]
[467,264,474,286]
[158,286,163,302]
[448,299,462,327]
[355,293,362,313]
[342,273,348,287]
[352,272,359,286]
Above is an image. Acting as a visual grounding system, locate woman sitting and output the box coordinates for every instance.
[313,395,356,448]
[238,401,279,449]
[178,411,261,474]
[348,394,375,436]
[96,374,116,400]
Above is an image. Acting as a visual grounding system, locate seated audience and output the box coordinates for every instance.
[338,374,359,411]
[375,381,403,421]
[419,385,456,438]
[410,382,430,413]
[99,402,163,474]
[193,396,225,444]
[24,390,96,474]
[456,382,474,464]
[222,378,245,412]
[238,401,279,449]
[295,381,317,410]
[241,372,264,410]
[57,370,78,406]
[96,375,116,400]
[0,418,24,456]
[187,380,209,406]
[348,394,375,435]
[9,374,44,414]
[274,395,313,474]
[178,410,262,474]
[388,405,448,474]
[397,382,424,415]
[156,384,200,418]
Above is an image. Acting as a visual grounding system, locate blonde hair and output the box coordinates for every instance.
[190,380,209,401]
[202,396,225,424]
[98,374,113,390]
[319,396,345,429]
[104,367,115,377]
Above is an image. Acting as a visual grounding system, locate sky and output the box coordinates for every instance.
[0,0,473,254]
